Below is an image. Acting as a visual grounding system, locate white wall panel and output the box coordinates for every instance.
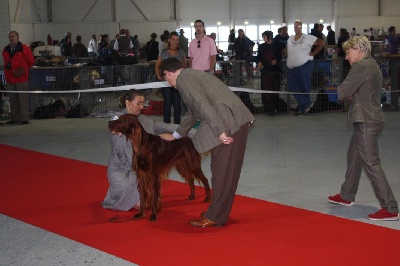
[52,0,173,22]
[9,0,48,22]
[116,0,173,21]
[285,0,333,24]
[1,1,11,66]
[179,0,230,26]
[381,0,400,16]
[52,0,113,22]
[336,0,379,17]
[234,0,282,23]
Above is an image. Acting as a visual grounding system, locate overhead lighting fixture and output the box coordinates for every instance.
[270,20,274,24]
[217,21,221,26]
[244,21,249,25]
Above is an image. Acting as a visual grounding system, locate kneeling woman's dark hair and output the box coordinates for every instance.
[160,57,183,77]
[119,89,144,108]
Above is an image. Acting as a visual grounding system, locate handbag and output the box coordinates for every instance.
[13,66,26,78]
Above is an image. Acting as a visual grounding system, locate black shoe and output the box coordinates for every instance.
[20,121,30,125]
[304,102,315,115]
[295,111,304,116]
[6,120,17,124]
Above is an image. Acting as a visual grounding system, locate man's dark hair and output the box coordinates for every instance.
[262,31,273,39]
[76,35,82,42]
[160,58,183,76]
[388,26,395,34]
[194,20,204,27]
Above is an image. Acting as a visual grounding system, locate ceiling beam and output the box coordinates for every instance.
[129,0,148,21]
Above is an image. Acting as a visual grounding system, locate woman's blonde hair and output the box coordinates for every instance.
[342,36,371,54]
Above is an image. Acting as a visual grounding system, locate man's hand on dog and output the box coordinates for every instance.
[159,133,175,141]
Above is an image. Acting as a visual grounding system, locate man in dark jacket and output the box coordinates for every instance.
[327,25,336,45]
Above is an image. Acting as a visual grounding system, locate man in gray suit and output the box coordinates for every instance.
[160,58,255,227]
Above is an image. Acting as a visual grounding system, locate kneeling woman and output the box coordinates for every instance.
[102,89,195,211]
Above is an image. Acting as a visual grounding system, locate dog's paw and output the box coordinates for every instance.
[149,214,157,222]
[203,196,212,203]
[134,213,144,219]
[188,195,195,201]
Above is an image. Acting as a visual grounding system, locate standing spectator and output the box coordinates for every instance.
[327,25,336,45]
[97,34,109,58]
[126,29,136,53]
[108,34,119,52]
[234,29,256,83]
[273,26,289,58]
[283,20,325,116]
[256,31,282,116]
[60,36,73,57]
[133,35,140,58]
[350,27,357,37]
[47,34,53,45]
[310,23,325,59]
[337,28,351,78]
[159,57,255,227]
[337,28,350,58]
[145,33,159,81]
[155,31,186,124]
[59,32,71,47]
[162,30,170,50]
[228,29,235,54]
[188,19,218,72]
[158,34,167,55]
[73,35,88,57]
[369,27,375,41]
[113,29,133,55]
[328,36,399,221]
[2,31,35,125]
[98,34,109,52]
[178,29,188,57]
[146,32,159,62]
[88,34,98,57]
[387,26,399,54]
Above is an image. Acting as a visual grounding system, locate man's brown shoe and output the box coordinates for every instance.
[188,217,224,227]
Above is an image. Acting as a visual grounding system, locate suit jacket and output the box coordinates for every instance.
[338,55,384,124]
[175,68,255,153]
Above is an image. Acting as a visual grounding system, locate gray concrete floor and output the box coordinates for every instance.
[1,111,399,265]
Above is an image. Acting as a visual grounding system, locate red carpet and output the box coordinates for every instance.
[1,144,399,265]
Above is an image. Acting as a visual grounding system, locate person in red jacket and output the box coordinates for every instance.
[2,31,35,125]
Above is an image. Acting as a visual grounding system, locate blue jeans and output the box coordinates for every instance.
[161,87,181,124]
[287,60,314,112]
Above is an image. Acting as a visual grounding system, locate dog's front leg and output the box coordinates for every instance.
[149,174,161,222]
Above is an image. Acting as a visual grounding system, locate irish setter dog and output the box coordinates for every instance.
[109,114,211,222]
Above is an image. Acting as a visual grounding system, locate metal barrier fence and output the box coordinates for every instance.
[0,56,399,120]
